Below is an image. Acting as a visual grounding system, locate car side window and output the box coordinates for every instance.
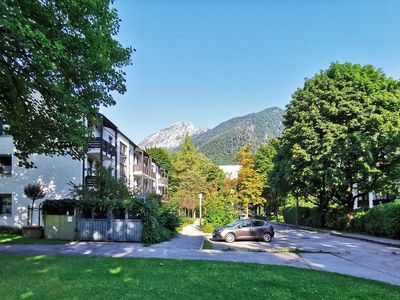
[254,220,265,227]
[241,221,252,228]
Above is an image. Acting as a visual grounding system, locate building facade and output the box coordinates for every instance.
[0,114,168,227]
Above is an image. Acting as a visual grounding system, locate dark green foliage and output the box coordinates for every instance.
[130,199,180,244]
[0,0,132,167]
[193,107,284,165]
[158,208,181,232]
[282,206,321,227]
[70,167,132,209]
[281,63,400,215]
[145,147,174,173]
[284,203,400,239]
[23,183,46,202]
[42,199,79,215]
[353,202,400,239]
[325,208,349,230]
[0,226,22,235]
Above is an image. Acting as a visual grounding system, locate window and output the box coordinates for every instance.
[0,194,12,215]
[240,220,253,228]
[0,119,10,136]
[254,220,265,227]
[0,155,12,175]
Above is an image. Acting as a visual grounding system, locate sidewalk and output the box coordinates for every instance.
[273,222,400,248]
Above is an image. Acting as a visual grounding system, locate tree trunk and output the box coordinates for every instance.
[30,201,35,226]
[345,193,355,229]
[319,199,328,228]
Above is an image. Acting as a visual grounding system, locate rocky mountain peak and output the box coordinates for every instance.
[139,121,207,150]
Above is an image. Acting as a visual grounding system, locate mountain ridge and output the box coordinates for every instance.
[139,107,285,164]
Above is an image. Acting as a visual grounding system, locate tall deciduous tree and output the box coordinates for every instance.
[254,138,283,216]
[236,144,265,218]
[282,62,400,224]
[0,0,132,167]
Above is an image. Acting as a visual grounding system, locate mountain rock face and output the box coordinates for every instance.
[139,121,207,150]
[139,107,285,164]
[193,107,285,164]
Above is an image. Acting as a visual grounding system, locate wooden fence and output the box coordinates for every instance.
[77,219,143,242]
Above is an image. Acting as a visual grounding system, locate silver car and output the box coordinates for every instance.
[212,219,274,243]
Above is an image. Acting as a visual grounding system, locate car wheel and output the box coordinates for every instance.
[262,232,272,243]
[225,233,236,243]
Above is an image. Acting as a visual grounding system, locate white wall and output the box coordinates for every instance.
[0,136,82,227]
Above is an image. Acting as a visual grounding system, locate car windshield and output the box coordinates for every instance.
[227,220,242,227]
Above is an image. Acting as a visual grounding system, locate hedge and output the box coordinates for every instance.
[283,202,400,239]
[282,206,321,227]
[352,202,400,239]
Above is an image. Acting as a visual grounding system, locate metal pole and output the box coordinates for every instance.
[199,193,203,228]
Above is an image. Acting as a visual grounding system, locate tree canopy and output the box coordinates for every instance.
[0,0,132,167]
[281,62,400,217]
[236,143,265,217]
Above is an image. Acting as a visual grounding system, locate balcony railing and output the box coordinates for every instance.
[133,164,144,173]
[133,164,157,178]
[159,177,168,185]
[89,137,117,156]
[85,176,99,187]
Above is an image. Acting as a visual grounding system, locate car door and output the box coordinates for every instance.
[236,220,253,239]
[251,220,265,239]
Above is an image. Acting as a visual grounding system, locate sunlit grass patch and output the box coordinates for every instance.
[0,254,398,299]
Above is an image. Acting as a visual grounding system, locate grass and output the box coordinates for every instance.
[0,233,69,245]
[0,254,398,299]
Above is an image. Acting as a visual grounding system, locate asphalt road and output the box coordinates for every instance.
[209,224,400,283]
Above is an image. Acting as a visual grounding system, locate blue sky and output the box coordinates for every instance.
[104,0,400,142]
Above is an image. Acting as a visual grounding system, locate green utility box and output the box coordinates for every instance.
[44,215,76,240]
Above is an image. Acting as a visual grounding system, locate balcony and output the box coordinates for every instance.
[85,176,99,187]
[88,137,117,158]
[133,164,156,178]
[159,177,168,186]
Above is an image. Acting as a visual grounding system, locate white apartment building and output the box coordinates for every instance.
[0,114,168,227]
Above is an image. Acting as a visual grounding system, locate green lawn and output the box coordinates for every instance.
[0,234,69,245]
[0,254,398,299]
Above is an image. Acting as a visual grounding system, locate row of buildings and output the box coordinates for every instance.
[0,114,168,227]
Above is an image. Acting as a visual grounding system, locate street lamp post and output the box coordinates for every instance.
[199,193,203,227]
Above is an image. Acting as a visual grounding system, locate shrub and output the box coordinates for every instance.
[0,226,22,235]
[202,223,214,233]
[353,202,400,239]
[130,198,180,244]
[325,208,348,230]
[282,206,321,227]
[159,209,181,232]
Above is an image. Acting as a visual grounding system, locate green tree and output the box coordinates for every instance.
[0,0,132,167]
[171,135,225,217]
[254,138,284,217]
[70,167,132,209]
[236,144,265,218]
[172,135,208,216]
[282,62,400,224]
[23,183,46,226]
[145,147,173,173]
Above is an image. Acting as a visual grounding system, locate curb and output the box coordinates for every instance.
[273,222,400,248]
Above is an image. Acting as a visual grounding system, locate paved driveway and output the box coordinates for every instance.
[209,224,400,283]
